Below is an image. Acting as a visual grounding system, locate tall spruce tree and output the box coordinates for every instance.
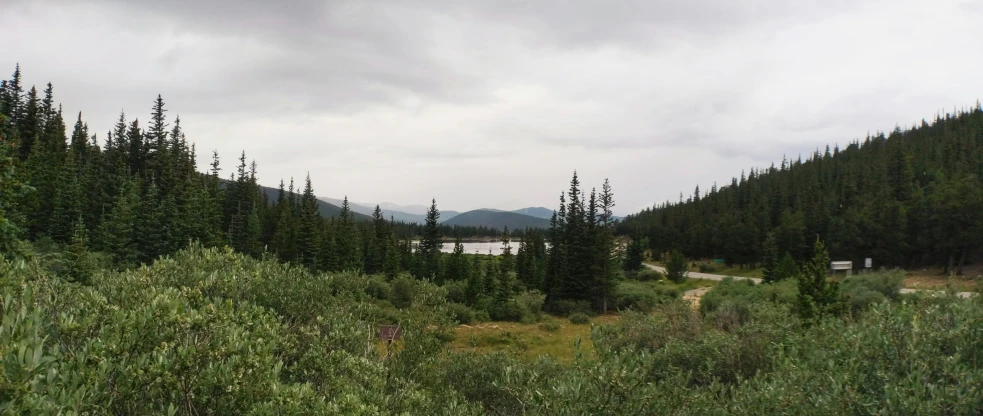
[297,175,320,268]
[796,238,842,321]
[383,228,401,280]
[416,198,443,281]
[499,226,514,276]
[64,217,93,284]
[336,196,362,271]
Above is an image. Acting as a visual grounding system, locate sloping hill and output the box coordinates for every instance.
[257,185,371,221]
[511,207,554,219]
[443,209,551,230]
[334,199,460,223]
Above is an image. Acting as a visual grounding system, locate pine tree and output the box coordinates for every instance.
[337,196,362,272]
[96,179,139,266]
[774,252,799,282]
[446,236,468,282]
[796,238,842,321]
[17,85,40,160]
[126,119,144,174]
[272,197,298,263]
[49,150,84,242]
[64,217,93,284]
[666,249,688,283]
[483,253,498,296]
[324,220,343,272]
[499,226,514,277]
[416,198,443,281]
[555,172,590,303]
[364,205,388,274]
[466,250,484,303]
[761,233,779,283]
[0,115,28,256]
[383,229,401,280]
[593,179,618,312]
[623,228,644,272]
[297,175,320,268]
[147,94,168,175]
[134,179,164,264]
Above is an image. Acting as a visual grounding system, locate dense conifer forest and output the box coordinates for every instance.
[0,65,619,313]
[619,104,983,274]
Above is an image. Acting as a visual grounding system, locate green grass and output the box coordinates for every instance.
[450,315,620,362]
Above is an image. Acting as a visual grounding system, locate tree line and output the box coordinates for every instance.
[0,65,469,277]
[619,103,983,274]
[0,65,624,313]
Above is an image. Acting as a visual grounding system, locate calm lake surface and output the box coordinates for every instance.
[412,241,517,256]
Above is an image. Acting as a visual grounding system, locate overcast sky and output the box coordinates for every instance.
[3,0,982,215]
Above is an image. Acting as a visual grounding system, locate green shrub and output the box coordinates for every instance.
[613,281,678,312]
[840,270,904,313]
[489,301,527,322]
[447,302,477,324]
[444,280,468,304]
[698,263,718,273]
[364,275,391,300]
[569,313,590,325]
[473,309,491,323]
[700,278,797,316]
[539,320,561,332]
[390,277,417,309]
[550,299,593,317]
[636,268,663,282]
[515,290,545,320]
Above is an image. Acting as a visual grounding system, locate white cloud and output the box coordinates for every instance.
[2,0,981,215]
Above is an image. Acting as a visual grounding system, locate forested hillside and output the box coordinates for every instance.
[619,104,983,274]
[0,65,512,274]
[0,65,619,311]
[443,209,551,230]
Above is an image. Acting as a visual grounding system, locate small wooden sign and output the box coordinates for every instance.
[379,325,402,342]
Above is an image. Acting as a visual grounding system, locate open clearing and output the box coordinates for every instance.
[450,315,619,362]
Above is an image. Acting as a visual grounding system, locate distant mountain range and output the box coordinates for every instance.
[258,184,557,229]
[443,209,552,230]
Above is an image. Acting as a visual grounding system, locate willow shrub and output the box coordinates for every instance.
[0,246,477,415]
[4,245,982,414]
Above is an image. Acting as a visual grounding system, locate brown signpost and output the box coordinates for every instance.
[379,325,402,358]
[379,325,402,342]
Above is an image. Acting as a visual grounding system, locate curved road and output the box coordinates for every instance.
[645,264,975,298]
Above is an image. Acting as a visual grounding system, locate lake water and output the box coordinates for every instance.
[412,241,518,256]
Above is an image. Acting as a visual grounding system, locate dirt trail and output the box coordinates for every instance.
[645,264,975,298]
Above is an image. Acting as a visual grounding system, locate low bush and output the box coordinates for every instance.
[539,320,561,332]
[364,275,391,300]
[636,268,663,282]
[489,301,527,322]
[569,313,590,324]
[700,278,797,315]
[444,280,469,304]
[447,302,477,324]
[390,277,417,309]
[515,290,546,321]
[613,281,679,312]
[840,270,904,313]
[698,263,718,273]
[550,299,593,317]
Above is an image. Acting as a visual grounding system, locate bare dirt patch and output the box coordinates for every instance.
[902,265,983,292]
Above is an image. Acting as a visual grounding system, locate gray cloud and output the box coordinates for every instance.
[2,0,981,214]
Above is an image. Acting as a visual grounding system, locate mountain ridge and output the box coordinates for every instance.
[443,209,551,230]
